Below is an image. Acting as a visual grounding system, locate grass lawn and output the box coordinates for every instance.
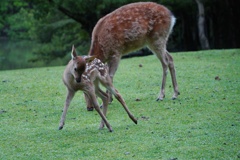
[0,49,239,159]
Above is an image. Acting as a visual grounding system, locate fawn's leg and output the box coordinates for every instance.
[95,86,109,129]
[85,89,113,132]
[106,83,137,124]
[59,89,75,130]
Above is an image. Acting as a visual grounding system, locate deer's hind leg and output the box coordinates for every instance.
[166,51,180,99]
[107,86,138,124]
[85,87,113,132]
[148,38,179,100]
[95,81,109,129]
[100,73,137,125]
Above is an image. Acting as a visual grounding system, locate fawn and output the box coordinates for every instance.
[85,2,180,110]
[59,45,137,132]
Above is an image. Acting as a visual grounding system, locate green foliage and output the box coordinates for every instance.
[0,40,44,70]
[0,0,30,38]
[6,8,36,40]
[30,10,89,62]
[0,49,239,159]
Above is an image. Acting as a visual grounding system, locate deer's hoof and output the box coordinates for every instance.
[172,97,177,100]
[99,124,104,130]
[156,98,163,101]
[59,126,63,130]
[134,120,138,124]
[108,97,113,104]
[172,92,180,100]
[157,94,165,101]
[87,107,94,111]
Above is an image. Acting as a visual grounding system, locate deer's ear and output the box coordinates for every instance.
[71,45,77,60]
[84,56,96,63]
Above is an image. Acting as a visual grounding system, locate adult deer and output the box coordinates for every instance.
[85,2,179,110]
[59,46,137,132]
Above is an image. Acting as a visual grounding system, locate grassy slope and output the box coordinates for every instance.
[0,49,239,159]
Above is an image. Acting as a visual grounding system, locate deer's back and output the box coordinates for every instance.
[89,2,173,61]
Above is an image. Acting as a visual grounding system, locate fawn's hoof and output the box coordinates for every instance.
[130,116,138,124]
[156,98,163,101]
[87,107,94,111]
[108,97,113,104]
[134,120,138,124]
[172,97,177,100]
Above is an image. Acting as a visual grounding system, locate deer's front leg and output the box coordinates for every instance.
[59,89,75,130]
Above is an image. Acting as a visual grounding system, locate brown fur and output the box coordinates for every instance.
[85,2,179,109]
[59,46,137,132]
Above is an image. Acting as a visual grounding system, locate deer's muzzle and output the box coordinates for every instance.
[75,77,81,83]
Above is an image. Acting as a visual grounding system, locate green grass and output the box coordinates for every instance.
[0,49,239,159]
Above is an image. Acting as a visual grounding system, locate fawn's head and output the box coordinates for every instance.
[71,45,86,83]
[70,45,95,83]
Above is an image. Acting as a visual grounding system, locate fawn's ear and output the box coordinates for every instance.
[71,45,77,60]
[84,56,96,63]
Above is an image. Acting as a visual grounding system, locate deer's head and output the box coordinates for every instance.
[71,45,86,83]
[71,45,95,83]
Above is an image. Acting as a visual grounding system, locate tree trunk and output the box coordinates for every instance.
[195,0,210,50]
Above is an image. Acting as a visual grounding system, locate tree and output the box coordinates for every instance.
[25,0,147,62]
[195,0,209,50]
[0,0,32,39]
